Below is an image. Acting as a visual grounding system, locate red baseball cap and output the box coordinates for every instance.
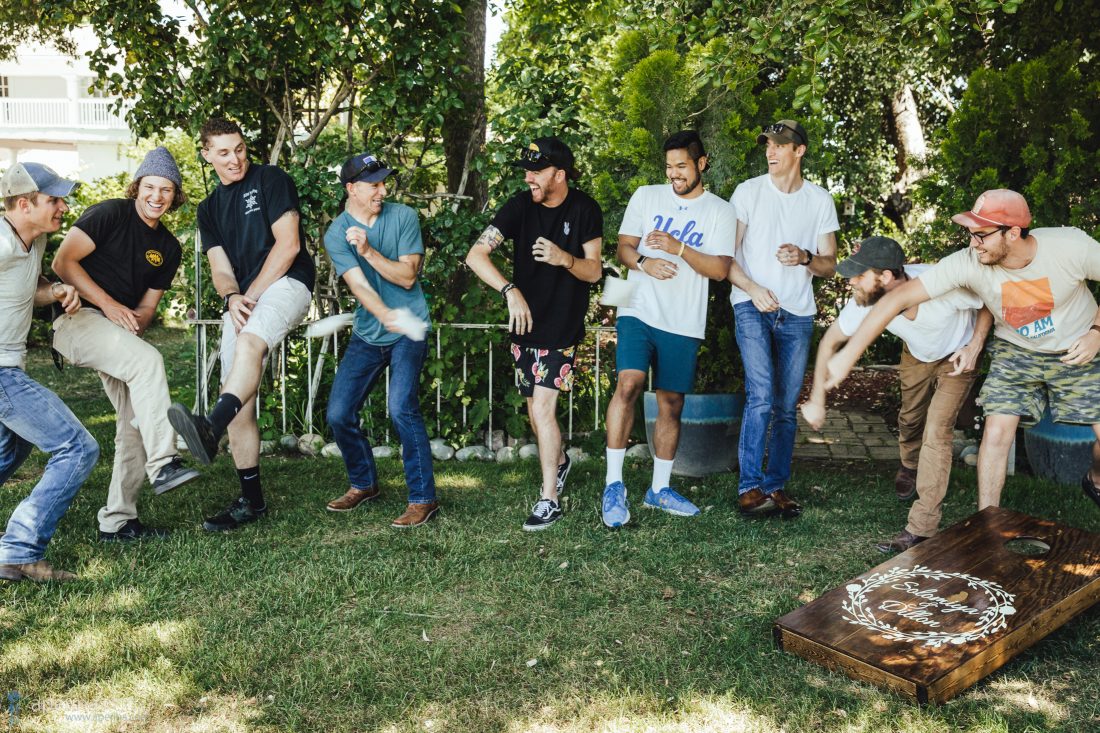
[951,189,1032,229]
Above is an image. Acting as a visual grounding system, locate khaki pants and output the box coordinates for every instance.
[896,345,977,537]
[53,309,177,532]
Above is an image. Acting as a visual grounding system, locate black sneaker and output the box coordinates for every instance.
[1083,472,1100,509]
[152,457,201,495]
[522,499,562,532]
[167,403,219,465]
[202,496,267,532]
[556,451,572,495]
[100,518,170,543]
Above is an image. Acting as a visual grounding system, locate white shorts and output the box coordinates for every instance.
[220,276,311,376]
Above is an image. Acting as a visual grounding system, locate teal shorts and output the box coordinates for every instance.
[979,338,1100,426]
[615,316,701,394]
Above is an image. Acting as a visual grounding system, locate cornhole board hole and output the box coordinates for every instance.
[773,507,1100,704]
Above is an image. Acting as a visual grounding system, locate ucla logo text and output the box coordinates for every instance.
[652,215,704,248]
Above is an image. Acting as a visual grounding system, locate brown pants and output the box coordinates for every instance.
[896,345,977,537]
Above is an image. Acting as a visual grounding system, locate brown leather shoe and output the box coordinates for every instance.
[875,529,928,554]
[392,502,439,528]
[1082,472,1100,509]
[0,559,77,583]
[738,488,776,516]
[768,489,802,518]
[894,465,918,501]
[326,485,380,512]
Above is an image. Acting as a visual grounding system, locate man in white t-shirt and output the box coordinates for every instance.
[802,236,991,552]
[727,119,839,518]
[601,130,735,528]
[827,189,1100,514]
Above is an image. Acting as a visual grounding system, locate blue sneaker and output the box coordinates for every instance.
[643,487,700,517]
[601,481,630,528]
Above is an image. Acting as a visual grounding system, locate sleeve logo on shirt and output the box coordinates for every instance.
[243,189,260,215]
[652,214,704,248]
[1002,278,1054,339]
[145,250,163,266]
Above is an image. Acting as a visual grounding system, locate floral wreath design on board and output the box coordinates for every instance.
[841,565,1016,648]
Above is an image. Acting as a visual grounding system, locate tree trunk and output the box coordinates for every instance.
[883,83,929,231]
[443,0,487,212]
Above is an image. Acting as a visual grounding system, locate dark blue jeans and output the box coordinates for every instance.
[326,335,435,503]
[0,367,99,564]
[733,303,813,495]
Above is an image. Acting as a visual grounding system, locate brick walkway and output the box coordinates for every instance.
[795,410,900,462]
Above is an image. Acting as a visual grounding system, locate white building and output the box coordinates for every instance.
[0,28,137,181]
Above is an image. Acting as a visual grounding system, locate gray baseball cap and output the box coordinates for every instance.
[836,236,905,278]
[1,162,80,198]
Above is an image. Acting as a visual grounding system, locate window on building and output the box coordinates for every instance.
[0,76,9,97]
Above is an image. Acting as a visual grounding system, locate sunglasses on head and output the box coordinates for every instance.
[519,148,555,166]
[762,123,806,146]
[348,157,389,181]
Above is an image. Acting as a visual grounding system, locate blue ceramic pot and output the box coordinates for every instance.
[1023,408,1096,485]
[643,392,745,477]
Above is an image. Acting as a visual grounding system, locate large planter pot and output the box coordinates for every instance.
[643,391,744,477]
[1023,409,1096,485]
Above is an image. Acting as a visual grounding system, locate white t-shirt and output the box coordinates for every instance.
[919,227,1100,354]
[616,185,736,339]
[728,173,840,316]
[0,218,46,369]
[836,264,981,363]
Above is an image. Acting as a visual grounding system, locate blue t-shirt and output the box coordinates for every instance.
[323,203,431,346]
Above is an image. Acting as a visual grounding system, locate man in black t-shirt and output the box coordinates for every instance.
[53,146,200,542]
[168,117,315,532]
[466,137,603,531]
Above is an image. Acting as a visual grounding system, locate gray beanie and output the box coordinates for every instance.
[134,146,183,190]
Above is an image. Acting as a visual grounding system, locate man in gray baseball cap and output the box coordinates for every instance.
[803,235,992,553]
[1,162,97,582]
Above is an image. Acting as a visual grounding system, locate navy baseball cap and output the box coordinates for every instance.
[1,162,80,198]
[339,152,394,185]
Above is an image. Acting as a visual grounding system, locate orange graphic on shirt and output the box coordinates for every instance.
[1001,278,1053,329]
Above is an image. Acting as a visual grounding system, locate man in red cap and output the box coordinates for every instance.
[826,189,1100,515]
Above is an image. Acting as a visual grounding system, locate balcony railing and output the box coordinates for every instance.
[0,98,128,130]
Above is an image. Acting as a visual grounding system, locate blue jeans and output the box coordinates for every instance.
[0,367,98,564]
[326,335,435,503]
[733,303,813,495]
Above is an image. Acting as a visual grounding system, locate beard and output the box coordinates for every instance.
[853,279,887,306]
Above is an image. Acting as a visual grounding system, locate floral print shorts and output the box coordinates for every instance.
[510,344,576,396]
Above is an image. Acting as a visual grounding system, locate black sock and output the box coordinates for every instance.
[238,466,264,508]
[209,393,243,436]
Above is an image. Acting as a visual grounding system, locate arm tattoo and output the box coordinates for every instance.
[475,225,505,252]
[275,209,300,226]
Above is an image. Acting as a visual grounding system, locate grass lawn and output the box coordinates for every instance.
[2,325,1099,732]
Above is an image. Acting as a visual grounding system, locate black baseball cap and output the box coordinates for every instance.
[757,119,809,148]
[836,236,905,278]
[512,137,578,180]
[339,152,394,185]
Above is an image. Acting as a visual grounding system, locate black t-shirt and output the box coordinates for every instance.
[72,198,182,310]
[196,163,316,293]
[491,188,604,348]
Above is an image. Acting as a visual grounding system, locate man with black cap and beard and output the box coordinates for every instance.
[801,236,991,553]
[466,137,603,531]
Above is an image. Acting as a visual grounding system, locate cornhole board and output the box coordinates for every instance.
[773,507,1100,704]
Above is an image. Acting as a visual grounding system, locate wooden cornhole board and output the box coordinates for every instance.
[774,507,1100,704]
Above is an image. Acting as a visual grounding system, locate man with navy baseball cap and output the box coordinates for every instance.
[0,162,98,582]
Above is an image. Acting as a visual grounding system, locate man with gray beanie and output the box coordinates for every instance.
[801,236,991,553]
[52,146,200,542]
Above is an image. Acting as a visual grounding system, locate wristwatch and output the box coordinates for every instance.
[223,292,239,310]
[800,249,812,266]
[636,255,649,272]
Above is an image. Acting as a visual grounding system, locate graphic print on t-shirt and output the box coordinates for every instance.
[243,188,260,215]
[652,213,705,249]
[1002,278,1054,339]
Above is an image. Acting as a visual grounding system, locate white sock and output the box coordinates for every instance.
[651,457,674,492]
[605,448,626,485]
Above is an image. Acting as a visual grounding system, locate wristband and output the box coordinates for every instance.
[1090,324,1100,336]
[636,255,648,274]
[677,241,686,257]
[566,254,575,270]
[500,283,516,298]
[801,249,812,266]
[223,292,239,310]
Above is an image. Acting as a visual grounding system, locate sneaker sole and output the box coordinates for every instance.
[896,489,916,502]
[391,506,438,528]
[167,404,215,466]
[153,468,201,496]
[642,502,699,517]
[202,512,266,533]
[522,518,561,532]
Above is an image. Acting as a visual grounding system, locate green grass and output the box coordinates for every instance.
[2,326,1099,732]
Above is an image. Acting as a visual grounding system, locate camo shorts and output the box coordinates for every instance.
[979,337,1100,426]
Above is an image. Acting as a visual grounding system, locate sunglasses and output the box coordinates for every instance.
[347,157,389,181]
[518,148,556,166]
[762,123,806,146]
[965,226,1008,244]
